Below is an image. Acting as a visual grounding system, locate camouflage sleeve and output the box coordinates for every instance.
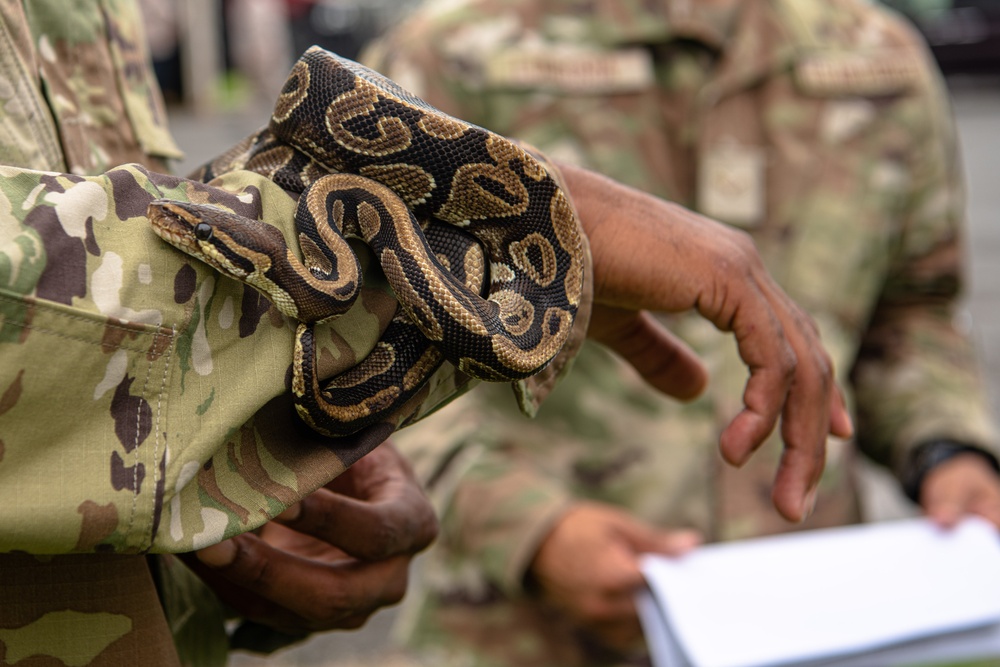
[850,38,999,475]
[443,451,575,596]
[0,164,475,555]
[397,395,576,597]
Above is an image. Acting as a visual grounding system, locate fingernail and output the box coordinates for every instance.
[800,488,818,523]
[276,503,301,522]
[196,540,237,567]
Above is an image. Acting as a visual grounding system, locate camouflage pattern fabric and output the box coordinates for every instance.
[364,0,1000,664]
[0,162,481,555]
[0,1,589,664]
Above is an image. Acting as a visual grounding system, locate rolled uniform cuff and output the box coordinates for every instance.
[901,439,1000,504]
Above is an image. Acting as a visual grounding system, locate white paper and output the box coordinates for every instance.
[638,517,1000,667]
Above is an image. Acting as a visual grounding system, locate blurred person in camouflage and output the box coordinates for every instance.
[0,1,852,665]
[364,0,1000,664]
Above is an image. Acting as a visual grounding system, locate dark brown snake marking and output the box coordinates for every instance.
[148,47,585,436]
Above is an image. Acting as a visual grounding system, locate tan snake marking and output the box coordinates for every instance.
[148,47,585,437]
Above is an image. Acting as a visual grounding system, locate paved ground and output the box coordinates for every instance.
[951,76,1000,420]
[168,74,1000,666]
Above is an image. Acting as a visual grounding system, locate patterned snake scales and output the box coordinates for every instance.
[147,47,586,437]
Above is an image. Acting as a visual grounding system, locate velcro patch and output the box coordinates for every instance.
[795,51,922,97]
[698,143,767,228]
[485,47,654,94]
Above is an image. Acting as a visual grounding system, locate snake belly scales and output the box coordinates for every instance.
[147,46,586,437]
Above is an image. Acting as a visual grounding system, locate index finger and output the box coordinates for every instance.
[769,287,851,521]
[278,484,438,560]
[277,444,438,560]
[722,279,850,521]
[716,284,798,469]
[588,305,708,400]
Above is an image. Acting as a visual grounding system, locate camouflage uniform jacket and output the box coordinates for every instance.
[0,1,590,664]
[365,0,1000,664]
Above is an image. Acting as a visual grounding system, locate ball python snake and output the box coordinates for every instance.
[147,47,586,437]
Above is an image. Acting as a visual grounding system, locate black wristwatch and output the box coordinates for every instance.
[901,439,1000,504]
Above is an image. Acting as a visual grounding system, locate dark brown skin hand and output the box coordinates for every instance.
[529,502,701,650]
[560,163,853,522]
[921,453,1000,530]
[182,443,438,634]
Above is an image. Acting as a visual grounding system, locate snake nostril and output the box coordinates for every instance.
[194,223,214,241]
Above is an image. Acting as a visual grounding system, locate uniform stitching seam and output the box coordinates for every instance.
[0,16,65,167]
[148,326,175,552]
[0,318,173,353]
[128,346,157,546]
[119,331,178,551]
[0,294,175,338]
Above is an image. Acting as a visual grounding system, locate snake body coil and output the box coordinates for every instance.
[148,47,586,436]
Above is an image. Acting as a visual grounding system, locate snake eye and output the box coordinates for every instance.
[194,223,213,241]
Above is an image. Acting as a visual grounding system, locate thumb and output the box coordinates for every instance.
[596,522,701,594]
[921,457,981,529]
[612,514,703,559]
[648,528,703,556]
[923,481,967,528]
[590,306,708,401]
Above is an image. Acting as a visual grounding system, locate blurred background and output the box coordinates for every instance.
[143,1,1000,664]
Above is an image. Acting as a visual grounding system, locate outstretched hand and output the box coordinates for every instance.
[183,443,438,637]
[560,163,853,523]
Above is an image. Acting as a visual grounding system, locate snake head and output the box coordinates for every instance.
[147,199,284,283]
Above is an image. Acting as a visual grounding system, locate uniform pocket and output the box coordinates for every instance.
[0,290,175,554]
